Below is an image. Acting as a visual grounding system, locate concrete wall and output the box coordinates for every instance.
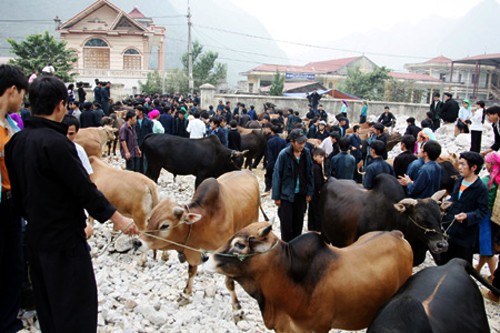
[205,93,430,123]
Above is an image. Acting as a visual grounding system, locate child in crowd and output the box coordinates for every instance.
[308,148,326,232]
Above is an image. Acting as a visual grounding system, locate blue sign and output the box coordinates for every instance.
[285,72,316,81]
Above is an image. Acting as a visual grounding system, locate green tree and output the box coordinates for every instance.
[7,31,77,82]
[181,41,227,90]
[343,66,391,101]
[269,70,285,96]
[384,80,424,103]
[139,71,164,95]
[165,69,189,95]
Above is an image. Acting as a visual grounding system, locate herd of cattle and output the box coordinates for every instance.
[74,121,500,333]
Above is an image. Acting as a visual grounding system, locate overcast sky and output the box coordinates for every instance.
[226,0,489,60]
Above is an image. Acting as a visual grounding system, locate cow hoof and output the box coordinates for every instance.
[232,309,245,322]
[178,252,187,263]
[177,292,191,306]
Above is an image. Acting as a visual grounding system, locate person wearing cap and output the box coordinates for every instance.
[456,99,472,135]
[440,92,459,124]
[148,109,165,134]
[314,120,329,141]
[429,92,443,130]
[134,105,153,174]
[272,128,314,242]
[186,110,206,139]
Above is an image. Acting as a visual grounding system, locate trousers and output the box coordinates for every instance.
[28,239,98,333]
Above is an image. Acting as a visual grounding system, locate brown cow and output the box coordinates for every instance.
[206,222,413,333]
[74,126,117,157]
[135,170,261,310]
[89,156,158,230]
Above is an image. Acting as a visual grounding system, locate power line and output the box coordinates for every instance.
[195,24,432,61]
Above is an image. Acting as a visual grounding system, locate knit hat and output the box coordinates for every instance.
[148,109,160,119]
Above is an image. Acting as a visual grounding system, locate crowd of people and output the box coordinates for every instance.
[2,63,500,332]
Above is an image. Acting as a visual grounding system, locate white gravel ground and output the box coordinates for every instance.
[19,119,500,332]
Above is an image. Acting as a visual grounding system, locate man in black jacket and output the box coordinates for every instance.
[438,151,488,265]
[134,105,153,174]
[429,92,443,130]
[481,106,500,156]
[439,92,459,124]
[5,76,138,333]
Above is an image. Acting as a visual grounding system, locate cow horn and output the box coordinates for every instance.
[173,206,185,218]
[258,224,272,237]
[397,198,418,206]
[430,189,447,202]
[357,167,366,176]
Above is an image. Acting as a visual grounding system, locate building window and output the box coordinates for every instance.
[123,48,141,70]
[249,83,254,93]
[83,38,109,69]
[328,82,333,89]
[439,73,446,82]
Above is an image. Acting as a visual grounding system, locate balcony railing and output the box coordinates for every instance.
[71,68,165,79]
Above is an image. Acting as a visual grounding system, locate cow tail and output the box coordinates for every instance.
[464,260,500,295]
[260,204,270,222]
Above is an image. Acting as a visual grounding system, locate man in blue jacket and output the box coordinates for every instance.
[398,140,442,199]
[272,128,314,241]
[439,151,488,265]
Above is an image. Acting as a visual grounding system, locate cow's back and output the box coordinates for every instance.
[320,178,367,246]
[317,231,413,330]
[368,258,489,333]
[217,170,260,233]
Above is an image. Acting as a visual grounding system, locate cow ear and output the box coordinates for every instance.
[184,213,202,225]
[393,203,406,213]
[258,224,272,237]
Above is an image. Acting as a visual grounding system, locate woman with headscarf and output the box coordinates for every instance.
[456,99,472,135]
[476,151,500,281]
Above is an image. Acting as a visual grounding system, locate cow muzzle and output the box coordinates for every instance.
[428,239,449,254]
[133,239,149,253]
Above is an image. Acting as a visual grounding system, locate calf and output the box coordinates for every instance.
[74,126,117,157]
[135,170,261,310]
[89,156,158,230]
[206,222,413,333]
[368,258,500,333]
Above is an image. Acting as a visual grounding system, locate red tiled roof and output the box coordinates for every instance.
[424,55,452,64]
[250,64,317,73]
[259,81,319,92]
[304,56,362,72]
[455,53,500,61]
[389,72,440,82]
[128,7,147,19]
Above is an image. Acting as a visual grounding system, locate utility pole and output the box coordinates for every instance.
[187,0,194,95]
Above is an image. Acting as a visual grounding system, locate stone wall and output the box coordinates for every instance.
[201,90,430,123]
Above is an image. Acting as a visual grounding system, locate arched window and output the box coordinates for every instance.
[123,48,141,70]
[83,38,110,69]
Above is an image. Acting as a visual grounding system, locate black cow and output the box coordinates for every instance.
[240,129,267,170]
[143,134,247,188]
[368,258,500,333]
[320,174,448,266]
